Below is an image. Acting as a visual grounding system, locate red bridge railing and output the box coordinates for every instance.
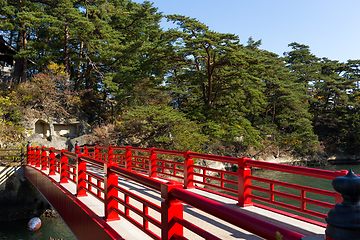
[27,144,342,239]
[75,145,344,227]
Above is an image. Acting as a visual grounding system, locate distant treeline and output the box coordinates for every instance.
[1,0,359,154]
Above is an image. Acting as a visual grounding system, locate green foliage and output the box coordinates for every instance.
[119,105,208,152]
[0,96,24,143]
[284,43,360,154]
[11,62,84,118]
[164,15,265,146]
[1,0,359,156]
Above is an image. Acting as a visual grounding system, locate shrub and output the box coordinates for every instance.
[120,105,208,152]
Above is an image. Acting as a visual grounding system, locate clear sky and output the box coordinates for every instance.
[132,0,360,63]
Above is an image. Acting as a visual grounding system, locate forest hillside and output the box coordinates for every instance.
[0,0,359,162]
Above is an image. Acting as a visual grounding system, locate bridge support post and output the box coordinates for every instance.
[149,147,157,178]
[161,181,183,240]
[104,163,120,221]
[77,154,88,197]
[41,147,47,170]
[31,147,36,165]
[325,169,360,240]
[125,146,132,171]
[35,147,41,168]
[237,157,252,207]
[184,151,194,189]
[83,145,88,156]
[108,145,114,164]
[60,150,69,183]
[49,148,56,175]
[94,145,99,161]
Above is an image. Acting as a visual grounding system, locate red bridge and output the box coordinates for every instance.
[24,144,352,240]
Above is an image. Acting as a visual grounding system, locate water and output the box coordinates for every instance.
[0,217,77,240]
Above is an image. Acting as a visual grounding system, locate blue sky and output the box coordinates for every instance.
[133,0,360,63]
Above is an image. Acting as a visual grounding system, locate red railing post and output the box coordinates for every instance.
[76,154,87,197]
[237,157,252,207]
[41,146,47,170]
[104,162,120,221]
[83,145,88,156]
[94,145,99,161]
[31,147,36,165]
[125,146,132,171]
[334,169,348,204]
[149,147,157,178]
[35,146,41,167]
[108,145,114,164]
[49,148,56,175]
[60,150,69,183]
[184,151,194,189]
[161,181,184,240]
[75,140,80,154]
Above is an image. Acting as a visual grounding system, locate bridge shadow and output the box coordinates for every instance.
[86,164,163,202]
[0,166,22,187]
[183,204,262,239]
[86,164,263,239]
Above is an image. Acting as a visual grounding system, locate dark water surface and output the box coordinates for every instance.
[0,217,76,240]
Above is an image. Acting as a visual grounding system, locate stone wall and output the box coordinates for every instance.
[23,117,92,150]
[0,165,51,221]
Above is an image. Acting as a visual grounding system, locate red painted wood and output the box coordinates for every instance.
[27,144,340,239]
[161,182,184,240]
[105,163,120,221]
[24,165,123,240]
[238,157,252,207]
[171,187,306,240]
[77,157,88,197]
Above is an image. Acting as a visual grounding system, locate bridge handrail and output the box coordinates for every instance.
[28,144,344,237]
[0,147,24,163]
[0,148,22,151]
[129,147,150,152]
[63,151,77,158]
[189,152,237,163]
[245,159,337,179]
[79,145,343,225]
[170,187,306,240]
[110,165,163,191]
[154,148,185,156]
[80,155,105,168]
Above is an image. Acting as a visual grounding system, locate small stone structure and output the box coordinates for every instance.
[24,117,92,150]
[34,119,80,138]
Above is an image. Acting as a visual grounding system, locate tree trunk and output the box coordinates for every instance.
[64,20,71,90]
[21,25,27,83]
[18,0,27,84]
[75,40,84,91]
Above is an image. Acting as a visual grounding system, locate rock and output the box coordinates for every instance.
[40,208,58,218]
[0,166,51,221]
[68,134,95,151]
[258,154,276,163]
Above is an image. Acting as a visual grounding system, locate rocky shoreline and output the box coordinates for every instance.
[249,152,360,167]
